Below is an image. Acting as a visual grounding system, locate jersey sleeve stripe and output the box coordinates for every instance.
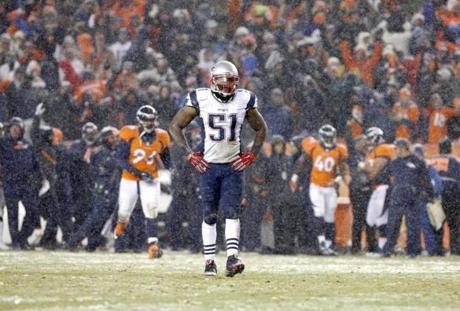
[246,92,256,110]
[189,90,200,111]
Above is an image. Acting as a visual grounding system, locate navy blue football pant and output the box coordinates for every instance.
[199,163,243,224]
[442,183,460,255]
[384,185,421,256]
[38,190,74,246]
[4,184,40,247]
[69,192,117,249]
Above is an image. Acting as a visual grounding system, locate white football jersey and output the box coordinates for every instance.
[185,88,257,163]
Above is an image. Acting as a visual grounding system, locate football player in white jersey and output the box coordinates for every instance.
[170,60,267,277]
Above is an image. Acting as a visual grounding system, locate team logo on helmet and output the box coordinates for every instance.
[136,105,158,133]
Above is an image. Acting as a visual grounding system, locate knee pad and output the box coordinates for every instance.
[204,213,217,225]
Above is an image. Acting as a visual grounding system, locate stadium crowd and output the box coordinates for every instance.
[0,0,459,257]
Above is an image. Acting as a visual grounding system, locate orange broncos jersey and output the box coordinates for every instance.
[302,138,348,187]
[366,143,396,161]
[120,125,170,181]
[393,102,419,139]
[428,107,457,144]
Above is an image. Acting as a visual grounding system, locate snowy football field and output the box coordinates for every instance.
[0,251,459,311]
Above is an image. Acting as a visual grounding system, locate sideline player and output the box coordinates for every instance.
[169,60,267,277]
[114,105,171,259]
[290,124,351,255]
[358,127,396,253]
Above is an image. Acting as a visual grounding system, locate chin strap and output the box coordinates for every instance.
[212,91,234,103]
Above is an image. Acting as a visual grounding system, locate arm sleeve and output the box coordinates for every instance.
[340,40,354,69]
[160,147,172,170]
[184,90,199,113]
[420,163,434,198]
[160,131,172,169]
[31,116,41,146]
[115,139,142,177]
[246,92,257,110]
[369,40,383,68]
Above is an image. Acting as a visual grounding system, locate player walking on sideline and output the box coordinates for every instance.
[114,105,171,259]
[358,127,396,254]
[170,60,267,277]
[290,125,351,255]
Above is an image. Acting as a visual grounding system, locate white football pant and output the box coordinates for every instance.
[309,183,337,223]
[118,178,161,223]
[366,185,389,227]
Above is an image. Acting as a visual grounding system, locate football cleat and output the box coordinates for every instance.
[204,259,217,276]
[114,223,126,240]
[225,255,245,277]
[147,242,163,259]
[319,242,337,256]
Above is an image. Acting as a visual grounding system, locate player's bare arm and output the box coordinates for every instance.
[169,106,209,173]
[245,107,267,157]
[339,161,352,185]
[289,152,309,191]
[232,107,267,172]
[169,106,198,154]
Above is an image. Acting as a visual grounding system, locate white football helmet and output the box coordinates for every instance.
[318,124,337,149]
[365,127,384,145]
[210,60,239,98]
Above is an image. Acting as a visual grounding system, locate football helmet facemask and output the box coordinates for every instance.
[319,124,337,149]
[210,60,239,101]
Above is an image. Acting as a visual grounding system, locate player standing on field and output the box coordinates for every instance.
[358,127,396,254]
[170,60,267,277]
[114,105,171,259]
[290,125,351,255]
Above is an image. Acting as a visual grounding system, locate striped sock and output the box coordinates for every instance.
[202,221,217,260]
[225,219,240,257]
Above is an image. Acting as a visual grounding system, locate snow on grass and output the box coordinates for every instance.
[0,251,459,311]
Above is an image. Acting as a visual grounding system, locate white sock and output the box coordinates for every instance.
[225,218,240,257]
[317,235,326,246]
[378,237,387,250]
[202,221,217,260]
[324,239,332,249]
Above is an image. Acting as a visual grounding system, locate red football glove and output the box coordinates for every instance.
[232,151,256,171]
[187,152,209,173]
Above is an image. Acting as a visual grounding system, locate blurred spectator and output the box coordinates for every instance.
[427,93,457,144]
[263,88,293,139]
[0,117,40,249]
[109,28,132,69]
[431,139,460,255]
[392,87,419,141]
